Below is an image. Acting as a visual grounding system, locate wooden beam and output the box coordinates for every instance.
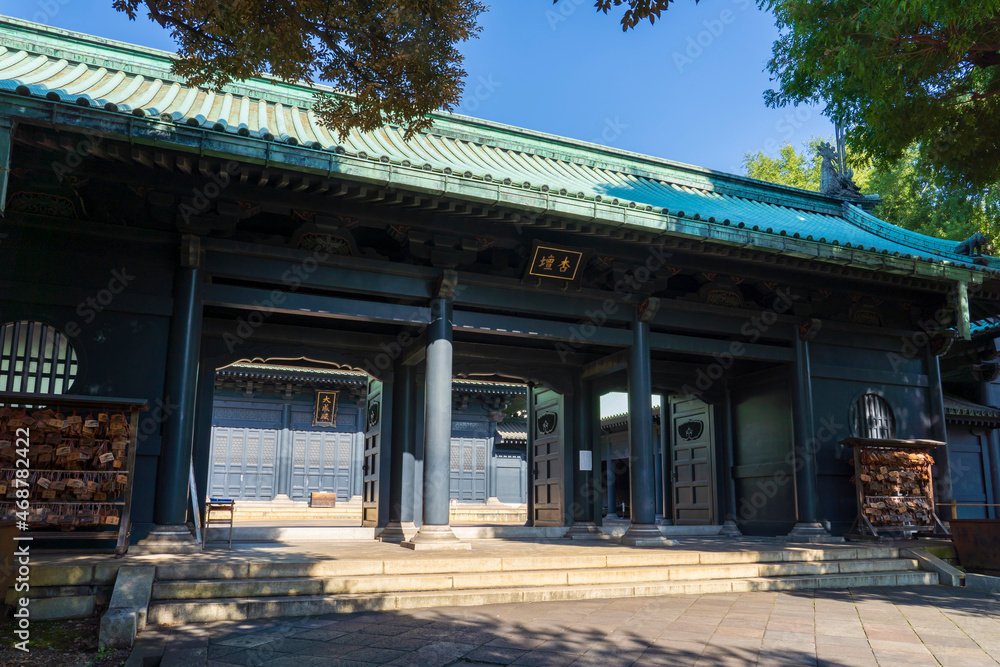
[581,349,628,379]
[649,331,793,363]
[203,250,434,300]
[202,284,431,327]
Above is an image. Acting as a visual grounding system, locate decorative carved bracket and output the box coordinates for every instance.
[798,318,822,341]
[638,297,660,323]
[180,234,201,269]
[436,270,459,300]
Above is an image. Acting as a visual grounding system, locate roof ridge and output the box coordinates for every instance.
[841,203,966,262]
[0,15,992,274]
[0,13,857,218]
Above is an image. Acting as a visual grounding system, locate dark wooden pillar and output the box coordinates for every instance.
[0,116,12,217]
[927,349,954,518]
[623,306,672,545]
[787,335,831,542]
[979,377,1000,520]
[525,381,535,527]
[403,275,468,549]
[592,388,605,526]
[567,374,602,538]
[144,237,204,551]
[275,404,292,499]
[653,405,664,523]
[190,347,216,515]
[659,393,673,525]
[720,380,741,535]
[381,361,416,542]
[422,297,452,528]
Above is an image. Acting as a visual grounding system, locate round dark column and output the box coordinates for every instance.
[381,361,416,542]
[566,375,602,538]
[141,252,205,553]
[153,264,204,527]
[402,296,467,549]
[622,309,670,545]
[787,336,831,542]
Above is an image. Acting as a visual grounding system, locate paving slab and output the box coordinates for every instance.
[129,584,1000,666]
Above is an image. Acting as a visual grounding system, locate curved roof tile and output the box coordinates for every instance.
[0,14,993,273]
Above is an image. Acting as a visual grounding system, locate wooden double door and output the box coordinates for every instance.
[669,396,716,525]
[209,398,357,502]
[530,387,565,526]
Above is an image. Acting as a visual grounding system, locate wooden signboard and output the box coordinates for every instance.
[313,390,338,427]
[310,492,337,508]
[523,241,589,286]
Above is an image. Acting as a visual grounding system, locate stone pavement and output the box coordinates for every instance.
[134,585,1000,667]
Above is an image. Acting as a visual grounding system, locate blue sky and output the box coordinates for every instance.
[4,0,835,175]
[3,1,830,415]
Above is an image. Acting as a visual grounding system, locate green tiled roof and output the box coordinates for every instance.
[218,363,368,385]
[452,379,527,395]
[971,318,1000,338]
[944,395,1000,424]
[0,15,993,281]
[495,418,527,444]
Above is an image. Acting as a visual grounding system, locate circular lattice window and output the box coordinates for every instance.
[0,321,79,394]
[851,392,895,440]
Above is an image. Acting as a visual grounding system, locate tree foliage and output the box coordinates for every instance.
[112,0,486,138]
[742,140,824,192]
[585,0,1000,190]
[560,0,697,30]
[759,1,1000,191]
[743,139,1000,246]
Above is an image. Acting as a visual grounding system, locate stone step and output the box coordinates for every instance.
[145,569,938,625]
[150,558,918,601]
[204,525,376,543]
[150,546,901,581]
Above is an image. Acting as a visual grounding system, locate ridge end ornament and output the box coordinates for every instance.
[955,232,988,257]
[817,141,880,204]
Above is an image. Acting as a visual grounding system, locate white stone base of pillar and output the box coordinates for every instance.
[620,523,678,547]
[785,521,836,543]
[721,519,742,537]
[400,524,471,550]
[564,522,610,540]
[378,521,417,543]
[135,524,200,553]
[654,515,673,526]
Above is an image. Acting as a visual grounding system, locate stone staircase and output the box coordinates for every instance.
[145,545,935,625]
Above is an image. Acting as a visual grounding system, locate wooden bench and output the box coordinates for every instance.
[203,498,235,550]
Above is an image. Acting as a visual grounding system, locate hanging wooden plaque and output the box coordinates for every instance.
[313,390,338,427]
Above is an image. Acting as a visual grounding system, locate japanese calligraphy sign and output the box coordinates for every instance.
[524,241,588,284]
[313,390,338,427]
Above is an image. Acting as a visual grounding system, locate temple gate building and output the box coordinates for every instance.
[1,16,999,550]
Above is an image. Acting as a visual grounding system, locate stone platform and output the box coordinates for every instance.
[130,585,1000,667]
[13,537,939,626]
